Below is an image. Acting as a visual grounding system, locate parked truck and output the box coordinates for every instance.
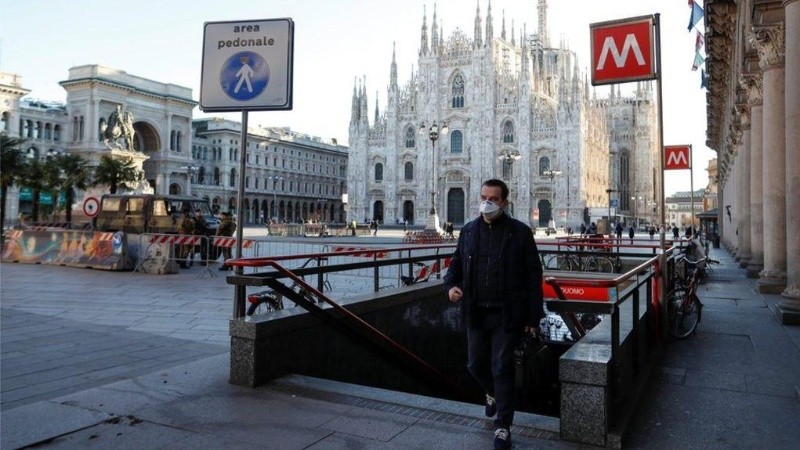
[95,194,219,234]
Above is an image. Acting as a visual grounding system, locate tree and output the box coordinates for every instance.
[0,133,28,238]
[42,153,90,224]
[92,154,139,194]
[23,158,47,222]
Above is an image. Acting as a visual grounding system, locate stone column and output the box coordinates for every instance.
[735,108,752,267]
[741,75,764,278]
[781,0,800,318]
[750,24,787,293]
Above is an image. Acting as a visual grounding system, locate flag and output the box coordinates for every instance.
[695,31,705,51]
[688,1,705,31]
[691,51,705,71]
[701,69,708,89]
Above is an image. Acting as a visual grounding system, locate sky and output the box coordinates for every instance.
[0,0,712,196]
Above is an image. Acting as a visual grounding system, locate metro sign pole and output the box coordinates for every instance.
[591,14,667,334]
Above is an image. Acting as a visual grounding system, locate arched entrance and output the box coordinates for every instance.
[373,201,384,222]
[537,199,552,227]
[403,200,414,224]
[447,188,465,225]
[169,183,181,195]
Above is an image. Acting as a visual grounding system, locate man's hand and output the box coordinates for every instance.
[448,286,463,303]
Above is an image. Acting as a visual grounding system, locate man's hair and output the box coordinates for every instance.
[482,178,509,200]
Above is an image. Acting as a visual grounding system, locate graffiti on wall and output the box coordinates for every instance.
[2,229,131,270]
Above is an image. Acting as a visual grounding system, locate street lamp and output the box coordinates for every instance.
[419,120,448,230]
[499,150,521,216]
[543,169,562,230]
[606,188,618,235]
[180,165,198,196]
[268,175,283,222]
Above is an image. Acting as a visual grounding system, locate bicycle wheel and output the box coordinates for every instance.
[666,288,701,338]
[557,256,574,271]
[586,256,614,273]
[246,295,284,316]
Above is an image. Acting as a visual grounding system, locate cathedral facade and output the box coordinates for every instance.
[347,0,658,229]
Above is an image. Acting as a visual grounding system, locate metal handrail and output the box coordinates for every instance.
[231,257,475,402]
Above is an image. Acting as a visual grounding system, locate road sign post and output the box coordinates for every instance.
[200,18,294,318]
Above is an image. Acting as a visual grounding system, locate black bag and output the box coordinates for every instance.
[514,332,553,394]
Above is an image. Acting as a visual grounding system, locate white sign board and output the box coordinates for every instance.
[200,18,294,112]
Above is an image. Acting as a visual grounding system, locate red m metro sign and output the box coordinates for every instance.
[664,145,692,170]
[590,15,656,85]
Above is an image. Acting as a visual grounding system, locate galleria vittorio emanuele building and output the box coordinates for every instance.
[346,0,658,229]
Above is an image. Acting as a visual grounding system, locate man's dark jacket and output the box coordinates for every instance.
[443,213,545,331]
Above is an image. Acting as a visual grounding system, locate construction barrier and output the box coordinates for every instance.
[1,228,131,270]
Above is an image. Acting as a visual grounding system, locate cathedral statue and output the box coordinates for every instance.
[101,105,136,151]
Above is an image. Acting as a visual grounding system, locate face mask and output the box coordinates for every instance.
[479,200,502,220]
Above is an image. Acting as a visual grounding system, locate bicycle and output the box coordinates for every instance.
[666,256,706,338]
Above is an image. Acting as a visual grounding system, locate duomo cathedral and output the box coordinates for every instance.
[347,0,658,228]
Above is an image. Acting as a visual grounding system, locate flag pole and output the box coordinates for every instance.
[654,13,668,336]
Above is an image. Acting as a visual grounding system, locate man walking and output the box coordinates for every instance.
[216,212,236,271]
[443,179,544,450]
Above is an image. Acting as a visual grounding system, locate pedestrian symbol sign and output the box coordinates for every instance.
[221,51,270,101]
[200,18,294,112]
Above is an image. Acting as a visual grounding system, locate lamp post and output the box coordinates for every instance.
[268,175,283,222]
[606,188,618,235]
[498,150,521,216]
[419,120,448,230]
[543,169,562,230]
[180,165,198,196]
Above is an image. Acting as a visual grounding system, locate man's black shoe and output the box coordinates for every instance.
[485,394,497,417]
[493,428,511,450]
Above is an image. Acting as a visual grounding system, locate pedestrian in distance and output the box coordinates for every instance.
[192,209,211,265]
[216,212,236,271]
[443,178,544,450]
[648,226,656,240]
[580,223,587,236]
[628,225,635,245]
[370,219,379,236]
[672,225,680,240]
[177,209,194,269]
[615,222,623,241]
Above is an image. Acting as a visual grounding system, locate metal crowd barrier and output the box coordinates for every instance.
[133,233,256,278]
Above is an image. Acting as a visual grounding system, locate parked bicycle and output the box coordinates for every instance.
[666,256,706,338]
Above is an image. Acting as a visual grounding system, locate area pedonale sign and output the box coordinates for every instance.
[590,15,656,85]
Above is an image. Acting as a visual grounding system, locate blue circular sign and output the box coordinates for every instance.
[220,51,270,101]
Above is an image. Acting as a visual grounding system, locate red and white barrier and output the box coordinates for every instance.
[148,235,201,245]
[331,246,388,258]
[212,237,255,248]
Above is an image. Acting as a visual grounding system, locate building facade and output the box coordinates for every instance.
[347,0,658,229]
[1,66,348,225]
[703,0,799,310]
[190,119,348,223]
[665,189,705,229]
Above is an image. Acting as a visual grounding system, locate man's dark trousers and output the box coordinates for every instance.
[467,312,520,428]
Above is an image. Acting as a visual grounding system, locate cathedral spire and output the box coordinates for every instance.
[521,23,529,76]
[351,77,359,124]
[431,4,439,55]
[474,0,482,48]
[538,0,549,48]
[374,91,379,124]
[511,20,515,46]
[501,9,506,41]
[485,0,493,46]
[390,42,397,89]
[420,5,429,56]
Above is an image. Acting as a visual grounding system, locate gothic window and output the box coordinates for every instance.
[451,73,465,108]
[619,150,631,210]
[405,126,415,148]
[539,156,550,175]
[198,167,206,184]
[214,167,220,185]
[502,159,513,179]
[502,121,514,143]
[404,162,414,181]
[374,162,383,182]
[229,168,237,187]
[450,130,463,154]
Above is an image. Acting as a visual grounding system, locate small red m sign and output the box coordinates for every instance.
[591,15,656,85]
[664,145,692,170]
